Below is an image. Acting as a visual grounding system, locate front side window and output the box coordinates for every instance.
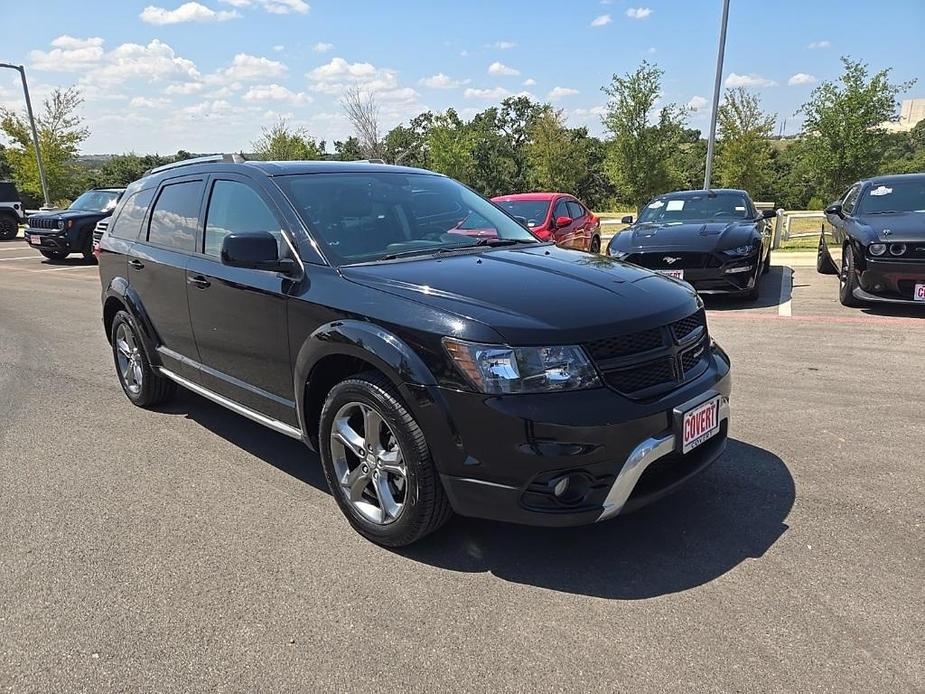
[842,186,861,215]
[70,190,121,212]
[553,199,571,221]
[567,201,586,220]
[638,193,752,224]
[147,180,203,252]
[274,172,537,265]
[110,188,154,240]
[204,180,281,257]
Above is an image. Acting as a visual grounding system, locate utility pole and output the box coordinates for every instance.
[0,63,51,208]
[703,0,730,190]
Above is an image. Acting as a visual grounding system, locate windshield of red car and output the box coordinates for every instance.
[858,181,925,214]
[637,193,753,223]
[494,200,550,228]
[275,172,538,264]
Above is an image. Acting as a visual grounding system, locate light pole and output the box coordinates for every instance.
[0,63,51,208]
[703,0,730,190]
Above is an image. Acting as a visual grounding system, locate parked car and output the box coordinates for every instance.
[817,173,925,307]
[0,180,26,240]
[98,156,732,547]
[607,189,774,301]
[491,192,602,253]
[25,187,124,261]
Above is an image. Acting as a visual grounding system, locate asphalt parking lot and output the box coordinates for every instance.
[1,237,922,692]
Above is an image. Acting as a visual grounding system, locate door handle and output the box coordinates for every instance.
[187,275,211,289]
[128,258,144,270]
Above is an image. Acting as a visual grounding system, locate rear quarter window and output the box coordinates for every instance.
[109,188,155,240]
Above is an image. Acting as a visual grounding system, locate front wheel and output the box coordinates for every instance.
[81,232,97,263]
[589,235,601,254]
[839,245,864,307]
[40,250,69,261]
[318,372,452,547]
[816,233,837,275]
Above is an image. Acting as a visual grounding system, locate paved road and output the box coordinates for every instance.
[1,240,922,692]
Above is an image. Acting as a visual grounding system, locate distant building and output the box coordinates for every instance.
[880,98,925,133]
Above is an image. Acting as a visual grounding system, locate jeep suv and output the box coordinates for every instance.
[98,155,732,547]
[25,187,124,261]
[0,180,26,240]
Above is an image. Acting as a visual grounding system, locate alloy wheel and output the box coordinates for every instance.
[115,323,143,395]
[329,401,408,525]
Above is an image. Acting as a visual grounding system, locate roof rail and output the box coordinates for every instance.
[144,153,245,177]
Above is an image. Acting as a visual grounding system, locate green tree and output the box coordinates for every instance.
[525,107,588,194]
[879,120,925,174]
[334,136,364,161]
[601,61,687,211]
[715,87,776,196]
[798,57,915,200]
[468,107,516,197]
[251,119,324,160]
[425,109,476,183]
[94,153,172,187]
[0,86,89,205]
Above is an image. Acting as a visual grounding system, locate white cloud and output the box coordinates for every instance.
[313,42,334,53]
[242,83,312,104]
[308,57,415,101]
[687,95,707,111]
[219,0,308,13]
[523,78,536,86]
[464,86,512,99]
[419,73,469,89]
[488,61,519,76]
[788,72,816,86]
[626,7,653,19]
[164,81,205,95]
[590,14,612,27]
[211,53,287,83]
[129,96,171,109]
[808,40,830,49]
[547,86,578,100]
[140,2,239,25]
[725,72,777,88]
[272,44,285,52]
[29,35,105,72]
[488,41,517,50]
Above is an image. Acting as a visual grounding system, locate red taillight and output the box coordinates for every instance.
[92,242,102,258]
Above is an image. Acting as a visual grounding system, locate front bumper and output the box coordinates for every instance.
[618,250,760,295]
[24,228,75,252]
[429,342,732,526]
[854,257,925,304]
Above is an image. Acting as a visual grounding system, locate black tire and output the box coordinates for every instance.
[838,244,864,307]
[0,213,17,240]
[318,371,452,547]
[589,235,601,254]
[743,263,762,301]
[40,250,69,261]
[110,310,176,407]
[81,231,97,263]
[816,233,837,275]
[762,245,772,274]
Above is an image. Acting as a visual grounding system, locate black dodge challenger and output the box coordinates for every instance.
[817,173,925,307]
[607,189,774,301]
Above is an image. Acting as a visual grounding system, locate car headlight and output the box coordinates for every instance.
[868,243,886,256]
[722,243,757,257]
[443,338,600,394]
[56,219,65,230]
[609,248,629,259]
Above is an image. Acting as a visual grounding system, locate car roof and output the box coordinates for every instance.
[858,172,925,186]
[243,161,439,177]
[655,188,750,198]
[491,192,568,202]
[91,187,126,193]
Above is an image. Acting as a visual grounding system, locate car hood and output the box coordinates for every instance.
[611,220,758,253]
[340,245,700,345]
[855,212,925,242]
[30,209,105,221]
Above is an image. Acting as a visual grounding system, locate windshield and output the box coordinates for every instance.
[494,200,551,228]
[858,181,925,214]
[69,190,120,212]
[637,193,753,224]
[275,172,539,264]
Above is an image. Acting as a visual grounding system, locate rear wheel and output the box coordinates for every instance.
[589,235,601,254]
[110,310,176,407]
[838,244,864,307]
[0,213,17,240]
[40,250,69,261]
[816,233,837,275]
[81,231,97,263]
[318,371,452,547]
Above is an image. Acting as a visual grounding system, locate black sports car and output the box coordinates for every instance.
[24,187,124,262]
[607,189,774,301]
[818,173,925,307]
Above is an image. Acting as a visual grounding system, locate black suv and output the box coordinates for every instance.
[0,180,26,240]
[98,156,732,546]
[26,187,124,261]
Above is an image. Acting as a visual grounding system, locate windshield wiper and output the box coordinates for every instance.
[377,246,471,261]
[474,238,538,247]
[867,210,900,215]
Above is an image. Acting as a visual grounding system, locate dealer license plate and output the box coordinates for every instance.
[681,396,721,454]
[914,284,925,302]
[657,269,684,280]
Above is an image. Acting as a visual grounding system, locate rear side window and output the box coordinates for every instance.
[567,201,585,220]
[110,188,155,240]
[147,180,203,252]
[204,180,280,257]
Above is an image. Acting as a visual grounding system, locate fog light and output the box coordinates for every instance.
[553,477,570,497]
[890,243,906,256]
[724,265,753,274]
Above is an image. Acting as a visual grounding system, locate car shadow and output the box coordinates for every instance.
[397,439,793,600]
[701,265,789,311]
[39,256,97,266]
[154,388,329,494]
[859,304,925,319]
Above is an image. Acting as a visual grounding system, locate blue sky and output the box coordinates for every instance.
[2,0,923,154]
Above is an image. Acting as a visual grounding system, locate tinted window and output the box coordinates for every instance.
[70,190,121,212]
[638,193,752,223]
[856,181,925,214]
[204,180,280,257]
[553,199,571,220]
[842,186,861,215]
[110,188,155,240]
[0,182,20,201]
[567,201,585,220]
[147,181,203,252]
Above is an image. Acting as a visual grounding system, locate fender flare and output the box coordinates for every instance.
[102,277,161,365]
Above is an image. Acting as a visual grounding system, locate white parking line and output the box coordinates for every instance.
[0,256,39,262]
[778,266,793,317]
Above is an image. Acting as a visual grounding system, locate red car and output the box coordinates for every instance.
[492,192,602,253]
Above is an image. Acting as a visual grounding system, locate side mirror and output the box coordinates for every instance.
[761,209,777,219]
[221,232,293,273]
[620,215,634,224]
[555,215,572,229]
[824,203,844,218]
